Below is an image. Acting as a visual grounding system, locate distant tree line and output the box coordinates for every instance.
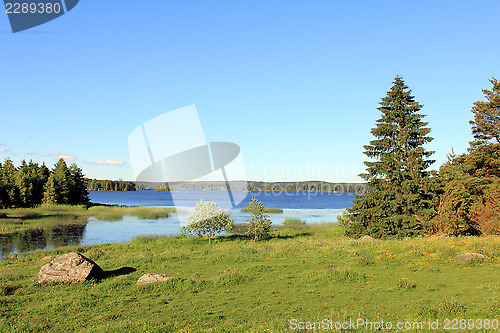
[0,158,89,208]
[133,181,370,193]
[86,178,136,191]
[247,181,370,193]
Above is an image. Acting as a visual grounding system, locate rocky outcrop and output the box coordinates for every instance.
[136,273,174,285]
[454,253,489,261]
[359,235,376,242]
[38,252,103,285]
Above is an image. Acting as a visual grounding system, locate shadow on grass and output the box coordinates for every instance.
[268,232,312,239]
[210,229,312,243]
[0,283,19,296]
[103,267,137,279]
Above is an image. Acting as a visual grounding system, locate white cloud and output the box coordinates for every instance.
[45,152,77,162]
[0,148,7,153]
[93,159,127,166]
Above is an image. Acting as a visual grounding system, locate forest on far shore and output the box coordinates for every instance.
[85,179,371,193]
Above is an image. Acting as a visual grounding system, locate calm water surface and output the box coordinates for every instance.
[0,190,359,258]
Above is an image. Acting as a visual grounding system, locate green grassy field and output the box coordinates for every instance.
[0,223,499,332]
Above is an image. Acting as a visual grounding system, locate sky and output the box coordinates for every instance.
[0,1,499,183]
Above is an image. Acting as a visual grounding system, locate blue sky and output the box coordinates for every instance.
[1,1,499,182]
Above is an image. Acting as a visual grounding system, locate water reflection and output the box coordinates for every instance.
[0,223,87,259]
[0,208,344,259]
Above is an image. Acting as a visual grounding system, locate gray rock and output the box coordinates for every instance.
[136,273,174,285]
[38,252,103,285]
[455,253,489,261]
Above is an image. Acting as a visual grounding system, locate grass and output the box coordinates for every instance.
[283,218,306,225]
[0,205,175,232]
[87,206,174,221]
[240,207,283,213]
[0,224,499,332]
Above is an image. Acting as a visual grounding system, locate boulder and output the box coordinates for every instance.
[455,253,489,261]
[38,252,103,285]
[359,235,376,242]
[136,273,173,285]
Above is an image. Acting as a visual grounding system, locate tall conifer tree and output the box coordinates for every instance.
[434,77,500,235]
[0,158,19,207]
[469,77,500,148]
[341,76,435,238]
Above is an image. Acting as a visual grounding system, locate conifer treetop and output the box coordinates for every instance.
[469,77,500,148]
[361,76,434,188]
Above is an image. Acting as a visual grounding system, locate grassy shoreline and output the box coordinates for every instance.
[0,205,175,233]
[0,223,499,332]
[240,207,283,214]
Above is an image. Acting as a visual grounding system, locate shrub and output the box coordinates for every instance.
[181,200,233,244]
[245,197,272,242]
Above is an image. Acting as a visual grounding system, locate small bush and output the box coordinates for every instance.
[245,197,272,242]
[182,200,233,244]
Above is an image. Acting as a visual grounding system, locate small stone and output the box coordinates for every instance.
[38,252,103,285]
[455,253,489,261]
[136,273,174,285]
[359,235,376,242]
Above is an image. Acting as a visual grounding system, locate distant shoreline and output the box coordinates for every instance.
[87,179,371,194]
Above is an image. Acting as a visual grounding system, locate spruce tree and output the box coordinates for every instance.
[434,77,500,235]
[340,76,435,238]
[0,158,19,207]
[33,162,50,204]
[469,77,500,148]
[68,163,89,204]
[43,159,72,204]
[43,173,58,204]
[15,160,34,207]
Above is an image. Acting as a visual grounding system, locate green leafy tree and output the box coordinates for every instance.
[245,196,272,242]
[182,200,233,243]
[469,77,500,148]
[43,159,70,204]
[0,161,5,208]
[433,78,500,236]
[43,174,58,205]
[434,144,500,235]
[33,162,50,204]
[0,158,19,208]
[43,158,83,205]
[341,76,435,238]
[68,163,89,204]
[15,160,34,207]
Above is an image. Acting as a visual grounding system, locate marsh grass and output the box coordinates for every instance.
[87,206,174,220]
[240,207,283,213]
[0,224,499,332]
[0,205,176,232]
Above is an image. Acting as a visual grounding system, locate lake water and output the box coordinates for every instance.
[0,190,359,258]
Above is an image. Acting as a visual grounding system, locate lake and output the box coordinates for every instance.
[0,190,359,258]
